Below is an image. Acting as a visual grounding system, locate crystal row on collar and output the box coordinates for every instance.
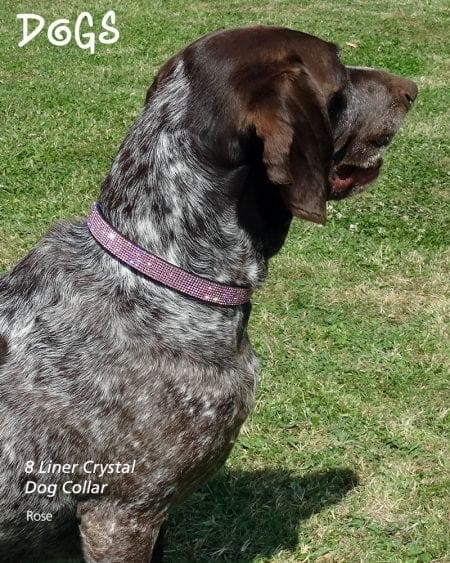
[86,203,253,306]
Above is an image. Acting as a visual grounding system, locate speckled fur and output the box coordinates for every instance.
[0,26,416,561]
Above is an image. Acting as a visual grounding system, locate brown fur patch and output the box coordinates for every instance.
[0,335,8,366]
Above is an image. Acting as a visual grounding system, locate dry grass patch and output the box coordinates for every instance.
[321,251,449,324]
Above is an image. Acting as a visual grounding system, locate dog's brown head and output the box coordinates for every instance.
[149,26,417,225]
[328,67,417,203]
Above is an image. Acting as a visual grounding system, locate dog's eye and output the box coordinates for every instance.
[370,134,392,148]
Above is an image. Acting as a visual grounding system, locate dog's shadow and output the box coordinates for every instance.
[46,467,357,562]
[166,467,358,561]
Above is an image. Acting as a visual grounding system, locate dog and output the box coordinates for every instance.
[0,26,417,561]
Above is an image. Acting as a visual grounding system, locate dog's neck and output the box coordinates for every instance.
[99,61,291,291]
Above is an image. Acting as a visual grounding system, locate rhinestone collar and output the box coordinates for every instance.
[86,203,253,306]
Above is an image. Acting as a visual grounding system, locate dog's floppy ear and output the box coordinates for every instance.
[248,67,333,224]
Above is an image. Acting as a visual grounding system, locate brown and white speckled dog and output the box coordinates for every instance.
[0,26,417,562]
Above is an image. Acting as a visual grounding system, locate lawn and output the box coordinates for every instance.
[0,0,449,561]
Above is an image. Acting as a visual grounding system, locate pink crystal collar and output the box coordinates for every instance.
[86,203,253,306]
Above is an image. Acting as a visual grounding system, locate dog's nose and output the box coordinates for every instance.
[394,77,418,108]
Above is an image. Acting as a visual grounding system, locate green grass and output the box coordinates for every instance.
[1,0,449,561]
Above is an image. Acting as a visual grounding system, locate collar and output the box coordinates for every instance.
[86,203,253,306]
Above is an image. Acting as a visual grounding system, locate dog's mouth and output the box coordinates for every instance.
[329,161,382,192]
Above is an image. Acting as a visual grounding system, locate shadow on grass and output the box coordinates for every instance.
[33,467,357,562]
[167,467,358,561]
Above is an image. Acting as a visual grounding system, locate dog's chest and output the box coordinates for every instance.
[100,346,260,506]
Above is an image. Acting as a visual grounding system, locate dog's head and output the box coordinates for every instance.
[328,66,417,202]
[148,26,417,225]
